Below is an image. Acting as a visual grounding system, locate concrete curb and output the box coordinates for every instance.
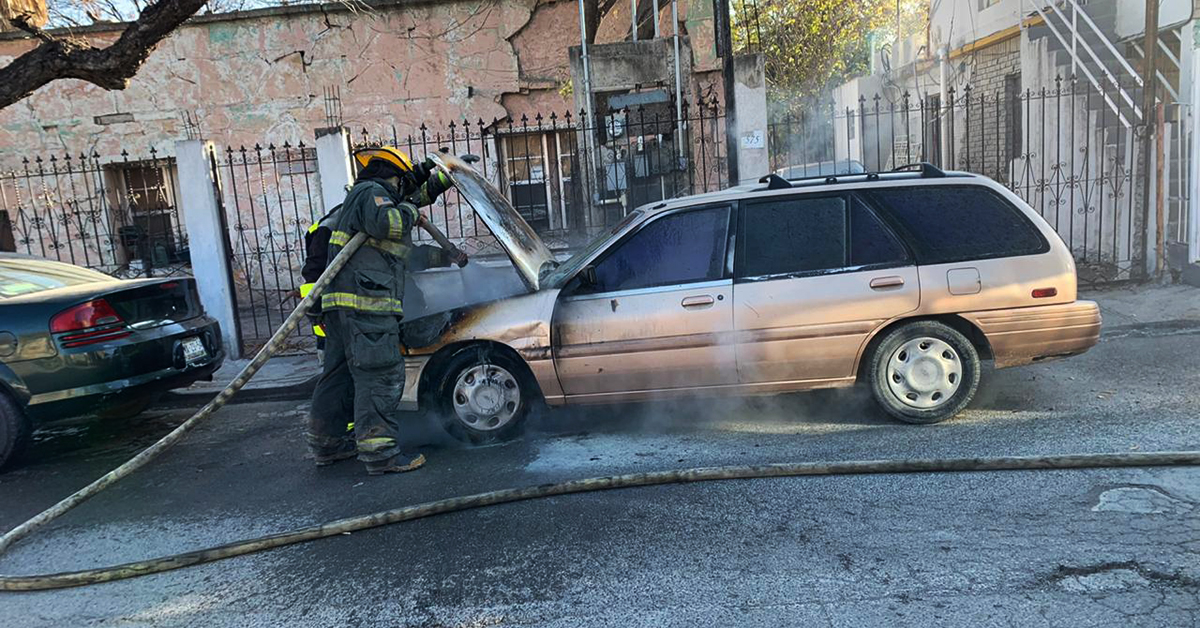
[159,375,319,407]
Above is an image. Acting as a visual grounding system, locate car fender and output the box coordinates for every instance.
[402,288,563,401]
[0,361,32,406]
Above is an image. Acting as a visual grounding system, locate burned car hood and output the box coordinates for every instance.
[433,154,556,292]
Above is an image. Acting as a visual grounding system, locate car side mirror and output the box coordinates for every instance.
[579,265,598,287]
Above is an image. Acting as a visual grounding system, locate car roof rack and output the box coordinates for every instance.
[891,162,947,178]
[747,161,954,195]
[758,173,793,189]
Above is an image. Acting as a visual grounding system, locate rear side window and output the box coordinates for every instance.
[850,198,909,267]
[590,206,729,292]
[863,186,1048,264]
[740,196,846,278]
[0,259,112,298]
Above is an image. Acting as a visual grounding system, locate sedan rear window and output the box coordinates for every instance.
[863,186,1048,264]
[0,259,112,298]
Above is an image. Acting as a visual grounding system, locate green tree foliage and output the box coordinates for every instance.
[730,0,926,109]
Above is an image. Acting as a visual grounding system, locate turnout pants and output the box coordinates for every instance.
[307,310,405,463]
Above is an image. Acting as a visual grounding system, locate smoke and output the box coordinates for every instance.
[403,261,527,321]
[523,386,883,442]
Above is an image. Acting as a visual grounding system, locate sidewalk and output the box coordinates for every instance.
[165,284,1199,405]
[164,353,320,405]
[1084,283,1200,328]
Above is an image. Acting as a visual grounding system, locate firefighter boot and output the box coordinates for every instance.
[364,451,427,476]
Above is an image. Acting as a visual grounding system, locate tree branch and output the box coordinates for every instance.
[0,0,209,111]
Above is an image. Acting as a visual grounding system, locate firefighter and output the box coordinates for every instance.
[305,146,459,475]
[300,204,341,354]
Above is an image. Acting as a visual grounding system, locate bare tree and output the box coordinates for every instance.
[0,0,210,110]
[43,0,264,27]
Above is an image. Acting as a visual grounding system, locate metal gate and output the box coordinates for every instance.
[770,78,1153,284]
[0,148,189,277]
[218,143,323,355]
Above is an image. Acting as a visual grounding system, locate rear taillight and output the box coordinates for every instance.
[1031,287,1058,299]
[50,299,131,347]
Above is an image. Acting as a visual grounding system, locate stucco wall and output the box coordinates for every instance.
[0,0,548,161]
[0,0,717,164]
[930,0,1021,54]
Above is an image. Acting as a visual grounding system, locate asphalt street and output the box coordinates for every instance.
[0,323,1198,627]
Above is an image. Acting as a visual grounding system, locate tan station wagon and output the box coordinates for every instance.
[399,157,1101,443]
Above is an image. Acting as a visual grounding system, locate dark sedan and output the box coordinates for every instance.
[0,254,224,469]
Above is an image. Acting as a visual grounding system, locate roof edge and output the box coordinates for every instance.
[0,0,442,42]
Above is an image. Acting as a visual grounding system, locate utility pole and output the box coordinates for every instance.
[713,0,738,185]
[1139,0,1159,278]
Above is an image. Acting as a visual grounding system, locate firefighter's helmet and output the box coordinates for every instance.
[353,146,414,172]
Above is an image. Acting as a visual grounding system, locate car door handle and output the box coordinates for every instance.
[869,276,905,290]
[681,295,715,309]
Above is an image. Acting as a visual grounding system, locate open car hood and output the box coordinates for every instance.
[433,154,556,292]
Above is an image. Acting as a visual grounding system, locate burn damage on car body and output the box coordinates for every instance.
[398,288,563,409]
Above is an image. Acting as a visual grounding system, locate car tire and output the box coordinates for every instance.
[867,321,981,425]
[0,391,31,471]
[432,347,534,445]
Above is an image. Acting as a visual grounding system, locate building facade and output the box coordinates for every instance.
[821,0,1200,283]
[0,0,755,354]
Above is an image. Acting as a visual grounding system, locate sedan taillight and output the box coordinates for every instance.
[50,299,131,347]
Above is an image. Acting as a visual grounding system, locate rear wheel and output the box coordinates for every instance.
[433,348,534,445]
[0,391,31,471]
[867,321,981,424]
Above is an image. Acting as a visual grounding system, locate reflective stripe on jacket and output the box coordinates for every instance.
[321,179,419,317]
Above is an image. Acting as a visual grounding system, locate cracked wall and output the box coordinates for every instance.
[0,0,554,161]
[0,0,718,163]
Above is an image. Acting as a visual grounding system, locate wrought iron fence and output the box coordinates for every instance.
[219,142,323,355]
[769,77,1154,283]
[0,148,188,278]
[353,97,729,254]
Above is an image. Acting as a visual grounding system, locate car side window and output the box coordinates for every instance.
[850,197,909,267]
[588,207,729,293]
[739,195,847,278]
[863,185,1049,264]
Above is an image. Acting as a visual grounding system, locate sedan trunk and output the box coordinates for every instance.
[103,279,205,329]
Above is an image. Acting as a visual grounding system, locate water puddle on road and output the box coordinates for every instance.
[25,408,191,467]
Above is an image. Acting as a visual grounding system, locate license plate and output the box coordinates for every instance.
[182,337,207,365]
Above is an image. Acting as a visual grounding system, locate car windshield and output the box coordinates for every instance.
[0,258,113,298]
[541,210,644,288]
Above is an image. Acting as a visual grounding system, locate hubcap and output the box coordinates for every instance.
[885,337,962,409]
[452,364,521,431]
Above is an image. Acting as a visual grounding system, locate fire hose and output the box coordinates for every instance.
[2,233,1200,591]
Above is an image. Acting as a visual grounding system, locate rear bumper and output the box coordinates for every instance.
[23,317,226,416]
[961,300,1102,368]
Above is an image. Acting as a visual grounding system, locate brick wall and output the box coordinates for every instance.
[956,36,1022,183]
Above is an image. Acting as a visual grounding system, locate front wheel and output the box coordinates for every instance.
[433,348,534,445]
[867,321,981,424]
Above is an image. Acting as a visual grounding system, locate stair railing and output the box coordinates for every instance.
[1027,0,1141,127]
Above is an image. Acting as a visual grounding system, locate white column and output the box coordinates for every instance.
[732,54,768,184]
[939,48,950,168]
[1190,31,1200,264]
[315,127,354,214]
[175,139,241,359]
